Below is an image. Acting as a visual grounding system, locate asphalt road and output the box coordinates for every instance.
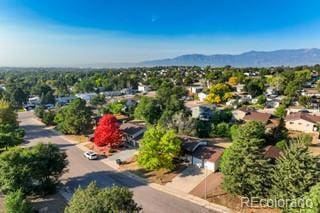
[19,111,215,213]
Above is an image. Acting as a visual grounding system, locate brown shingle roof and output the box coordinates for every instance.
[285,112,320,124]
[193,146,224,162]
[243,111,272,125]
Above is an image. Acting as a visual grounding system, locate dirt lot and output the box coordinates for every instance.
[120,156,188,185]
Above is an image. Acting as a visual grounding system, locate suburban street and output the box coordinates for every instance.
[18,111,216,213]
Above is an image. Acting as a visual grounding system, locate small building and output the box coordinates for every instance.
[75,93,97,102]
[191,105,215,121]
[233,107,280,129]
[188,84,203,95]
[266,87,278,96]
[285,111,320,133]
[28,96,40,105]
[198,92,208,102]
[138,85,151,93]
[56,96,75,105]
[100,91,123,97]
[301,88,320,98]
[236,84,245,93]
[120,121,146,147]
[181,137,223,172]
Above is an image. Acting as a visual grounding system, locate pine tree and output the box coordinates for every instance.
[220,121,271,197]
[270,139,320,201]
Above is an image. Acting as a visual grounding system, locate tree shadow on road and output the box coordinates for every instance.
[61,170,146,193]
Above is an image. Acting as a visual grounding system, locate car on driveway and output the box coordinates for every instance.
[83,151,98,160]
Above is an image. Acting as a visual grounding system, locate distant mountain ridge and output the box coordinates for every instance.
[140,48,320,67]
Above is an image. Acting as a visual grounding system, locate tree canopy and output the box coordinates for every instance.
[0,143,68,195]
[94,114,122,147]
[65,181,141,213]
[138,125,181,170]
[220,121,270,197]
[54,98,93,135]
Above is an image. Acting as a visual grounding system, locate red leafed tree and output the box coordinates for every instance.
[94,114,122,147]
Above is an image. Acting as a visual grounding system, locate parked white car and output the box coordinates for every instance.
[83,151,98,160]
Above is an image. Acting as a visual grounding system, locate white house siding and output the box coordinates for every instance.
[191,156,218,172]
[285,119,317,133]
[192,157,203,168]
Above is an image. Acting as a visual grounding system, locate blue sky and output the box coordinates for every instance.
[1,0,320,66]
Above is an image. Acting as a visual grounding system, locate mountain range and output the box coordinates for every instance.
[138,48,320,67]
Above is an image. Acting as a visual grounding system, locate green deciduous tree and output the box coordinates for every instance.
[274,105,287,118]
[298,96,311,108]
[206,83,233,104]
[0,100,18,127]
[90,94,106,106]
[167,111,197,136]
[65,182,141,213]
[55,98,93,134]
[30,143,68,194]
[270,138,320,202]
[138,126,181,170]
[134,97,161,124]
[0,143,68,195]
[245,78,265,97]
[0,124,25,150]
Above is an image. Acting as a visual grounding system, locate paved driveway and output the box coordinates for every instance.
[165,166,212,193]
[19,111,216,213]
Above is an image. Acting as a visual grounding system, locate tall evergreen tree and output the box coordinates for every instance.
[270,139,320,201]
[220,121,271,197]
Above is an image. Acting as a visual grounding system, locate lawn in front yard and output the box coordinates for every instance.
[64,134,88,143]
[120,156,188,185]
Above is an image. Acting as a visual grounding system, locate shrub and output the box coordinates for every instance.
[5,189,32,213]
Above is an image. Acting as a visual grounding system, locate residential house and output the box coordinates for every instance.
[76,93,97,102]
[56,96,75,105]
[301,88,320,98]
[198,92,208,102]
[188,84,203,95]
[181,137,223,172]
[138,84,151,93]
[100,91,123,97]
[121,88,136,95]
[266,87,279,96]
[285,111,320,133]
[236,84,245,93]
[120,121,146,148]
[191,105,215,121]
[233,107,280,130]
[123,98,138,112]
[28,96,40,105]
